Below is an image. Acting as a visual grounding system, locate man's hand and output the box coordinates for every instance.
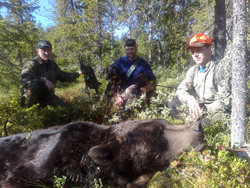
[140,81,156,93]
[188,101,202,118]
[45,80,55,91]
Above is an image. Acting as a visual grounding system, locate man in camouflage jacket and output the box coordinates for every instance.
[20,40,82,107]
[168,34,231,122]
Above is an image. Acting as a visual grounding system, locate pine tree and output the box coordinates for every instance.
[0,0,39,89]
[52,0,120,72]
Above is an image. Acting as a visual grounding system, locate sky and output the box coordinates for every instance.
[33,0,127,36]
[33,0,55,28]
[0,0,55,28]
[0,0,127,35]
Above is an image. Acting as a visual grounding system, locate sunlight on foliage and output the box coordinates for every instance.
[148,147,250,188]
[0,97,44,136]
[54,176,67,188]
[93,178,104,188]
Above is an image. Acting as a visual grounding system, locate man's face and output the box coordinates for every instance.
[125,46,137,60]
[36,47,52,61]
[191,45,212,67]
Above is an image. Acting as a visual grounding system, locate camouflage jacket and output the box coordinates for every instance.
[176,58,231,113]
[20,56,80,93]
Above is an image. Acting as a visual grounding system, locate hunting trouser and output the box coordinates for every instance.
[20,82,65,108]
[168,98,229,123]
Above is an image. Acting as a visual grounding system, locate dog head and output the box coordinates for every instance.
[103,65,124,86]
[78,55,95,77]
[134,73,150,88]
[80,63,95,77]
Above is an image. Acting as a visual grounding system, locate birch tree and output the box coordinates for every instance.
[231,0,247,148]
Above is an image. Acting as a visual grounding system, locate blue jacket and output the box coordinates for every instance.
[112,56,156,89]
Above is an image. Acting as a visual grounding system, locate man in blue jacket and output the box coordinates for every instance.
[111,39,157,104]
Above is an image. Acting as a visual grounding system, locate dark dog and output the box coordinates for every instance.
[103,65,124,93]
[0,120,206,188]
[134,72,151,88]
[134,73,157,99]
[79,56,101,94]
[120,73,157,105]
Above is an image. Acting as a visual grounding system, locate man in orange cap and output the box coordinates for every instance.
[168,33,231,123]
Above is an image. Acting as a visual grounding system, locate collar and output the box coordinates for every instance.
[196,57,216,73]
[199,66,206,73]
[35,56,51,65]
[127,55,139,62]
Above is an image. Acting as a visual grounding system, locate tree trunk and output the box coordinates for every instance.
[96,0,102,75]
[18,49,22,66]
[157,30,162,64]
[231,0,247,148]
[213,0,227,61]
[109,4,114,59]
[148,12,152,65]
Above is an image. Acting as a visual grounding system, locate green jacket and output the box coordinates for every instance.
[176,58,231,113]
[20,56,80,93]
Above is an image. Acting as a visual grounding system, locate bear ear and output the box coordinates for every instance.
[193,121,204,133]
[88,141,118,166]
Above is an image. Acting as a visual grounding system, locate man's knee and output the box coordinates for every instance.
[124,84,139,99]
[23,82,42,95]
[168,98,182,109]
[168,98,183,119]
[50,95,66,107]
[20,83,42,107]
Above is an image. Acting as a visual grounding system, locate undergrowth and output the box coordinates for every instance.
[148,120,250,188]
[0,66,250,187]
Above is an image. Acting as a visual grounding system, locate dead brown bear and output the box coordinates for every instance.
[0,119,206,188]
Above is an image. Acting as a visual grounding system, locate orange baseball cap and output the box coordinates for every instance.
[186,33,211,49]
